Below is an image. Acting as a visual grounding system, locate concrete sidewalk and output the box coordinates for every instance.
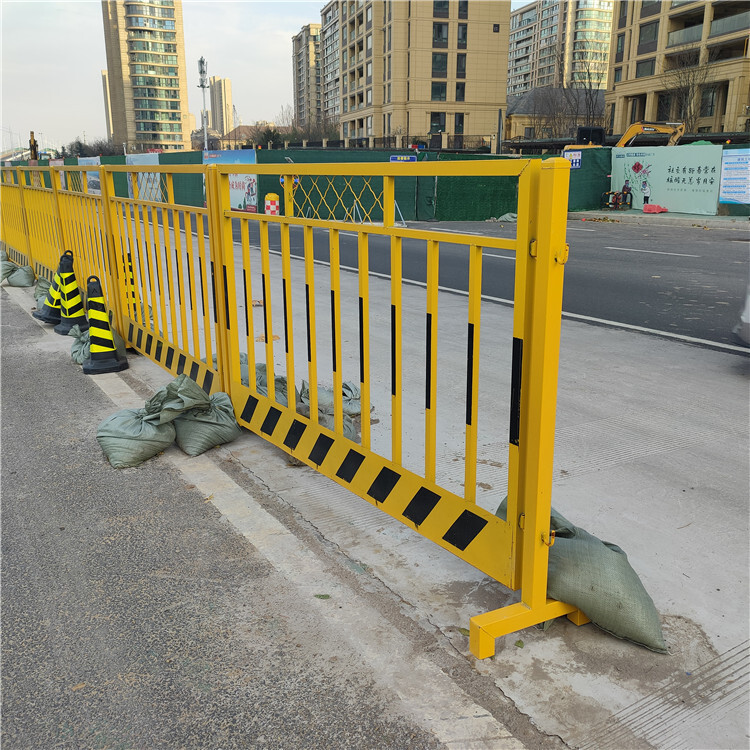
[568,208,749,229]
[3,228,749,749]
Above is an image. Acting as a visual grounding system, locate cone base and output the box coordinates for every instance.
[82,352,129,375]
[54,317,89,336]
[33,307,62,324]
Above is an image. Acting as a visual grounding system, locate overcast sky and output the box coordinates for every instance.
[1,0,523,153]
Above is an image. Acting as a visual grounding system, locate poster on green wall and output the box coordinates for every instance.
[126,153,161,201]
[611,145,722,215]
[202,149,257,211]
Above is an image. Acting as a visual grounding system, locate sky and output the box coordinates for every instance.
[1,0,525,154]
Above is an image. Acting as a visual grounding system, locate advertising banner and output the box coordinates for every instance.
[78,156,101,195]
[126,153,161,201]
[49,158,65,190]
[719,148,750,205]
[202,150,258,212]
[611,145,722,215]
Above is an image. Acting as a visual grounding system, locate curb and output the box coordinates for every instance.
[568,211,749,229]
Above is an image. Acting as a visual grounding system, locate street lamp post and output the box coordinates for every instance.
[198,56,209,151]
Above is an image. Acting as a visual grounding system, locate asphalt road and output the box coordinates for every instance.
[231,219,748,348]
[0,290,447,749]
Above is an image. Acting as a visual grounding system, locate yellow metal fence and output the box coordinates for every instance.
[1,159,585,658]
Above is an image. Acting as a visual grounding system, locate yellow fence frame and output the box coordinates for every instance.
[1,158,586,658]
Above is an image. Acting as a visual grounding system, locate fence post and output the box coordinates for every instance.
[516,156,571,613]
[469,156,577,659]
[98,167,125,333]
[383,175,395,227]
[15,169,35,269]
[205,163,232,394]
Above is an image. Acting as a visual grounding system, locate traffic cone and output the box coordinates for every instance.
[82,276,128,374]
[53,252,88,335]
[32,251,68,324]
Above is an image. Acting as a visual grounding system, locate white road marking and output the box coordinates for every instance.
[567,227,595,232]
[604,246,700,258]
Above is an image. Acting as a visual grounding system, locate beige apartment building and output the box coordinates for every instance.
[606,0,750,135]
[293,24,322,130]
[332,0,510,145]
[101,0,191,151]
[508,0,614,96]
[209,76,233,137]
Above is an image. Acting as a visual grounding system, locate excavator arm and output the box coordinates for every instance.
[616,121,685,148]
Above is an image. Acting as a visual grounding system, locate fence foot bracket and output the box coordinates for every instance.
[469,599,583,659]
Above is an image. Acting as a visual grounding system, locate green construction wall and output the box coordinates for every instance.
[159,151,203,207]
[566,147,612,211]
[429,152,519,221]
[100,156,128,197]
[256,148,423,221]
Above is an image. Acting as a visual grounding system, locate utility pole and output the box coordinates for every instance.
[198,56,209,151]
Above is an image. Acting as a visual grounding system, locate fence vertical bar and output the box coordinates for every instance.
[390,235,403,465]
[259,220,275,401]
[425,238,439,483]
[280,221,296,409]
[358,232,371,450]
[464,243,482,504]
[329,228,343,434]
[240,220,256,378]
[162,174,179,347]
[15,169,35,269]
[304,225,319,423]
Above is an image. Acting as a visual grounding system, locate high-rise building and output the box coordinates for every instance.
[335,0,511,145]
[101,70,113,140]
[605,0,750,135]
[293,23,322,130]
[209,76,233,137]
[101,0,191,151]
[320,2,341,125]
[508,0,614,96]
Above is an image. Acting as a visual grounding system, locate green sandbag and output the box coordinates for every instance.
[97,408,176,468]
[496,499,667,653]
[1,259,18,282]
[35,277,51,309]
[173,392,243,456]
[68,323,128,366]
[6,265,35,287]
[145,373,210,423]
[300,379,361,416]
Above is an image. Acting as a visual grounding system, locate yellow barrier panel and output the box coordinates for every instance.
[1,159,581,659]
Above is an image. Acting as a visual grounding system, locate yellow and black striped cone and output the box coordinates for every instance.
[82,276,128,374]
[32,251,68,324]
[53,252,89,335]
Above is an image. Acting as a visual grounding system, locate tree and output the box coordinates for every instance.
[660,48,717,134]
[65,137,122,157]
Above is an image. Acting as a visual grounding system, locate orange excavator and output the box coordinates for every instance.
[614,121,685,147]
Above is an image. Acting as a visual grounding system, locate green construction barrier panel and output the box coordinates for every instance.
[100,156,128,198]
[257,148,422,222]
[566,147,612,211]
[159,151,203,207]
[432,152,519,221]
